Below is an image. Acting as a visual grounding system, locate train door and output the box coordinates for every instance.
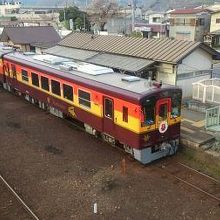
[103,97,115,136]
[11,64,18,88]
[2,64,7,84]
[156,98,171,133]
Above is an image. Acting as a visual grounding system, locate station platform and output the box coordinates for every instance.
[180,108,216,149]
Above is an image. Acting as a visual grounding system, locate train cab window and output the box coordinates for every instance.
[31,72,39,87]
[11,64,16,78]
[51,80,61,96]
[63,84,73,101]
[78,89,91,108]
[142,97,156,126]
[21,69,29,82]
[171,92,181,118]
[104,98,113,119]
[123,106,128,122]
[159,104,167,120]
[41,76,49,91]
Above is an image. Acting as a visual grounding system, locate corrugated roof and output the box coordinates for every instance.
[86,53,154,72]
[46,45,99,61]
[45,45,154,72]
[58,32,216,64]
[0,26,61,46]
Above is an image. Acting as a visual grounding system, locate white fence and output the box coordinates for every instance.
[205,106,220,129]
[192,78,220,104]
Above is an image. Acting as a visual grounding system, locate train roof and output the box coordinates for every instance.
[4,52,181,103]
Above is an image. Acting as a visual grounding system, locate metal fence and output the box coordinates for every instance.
[192,78,220,104]
[205,106,220,129]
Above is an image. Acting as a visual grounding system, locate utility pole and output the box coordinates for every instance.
[131,0,135,32]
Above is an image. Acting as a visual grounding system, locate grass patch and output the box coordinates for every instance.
[177,147,220,181]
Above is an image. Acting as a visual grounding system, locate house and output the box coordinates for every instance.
[0,1,21,16]
[204,10,220,48]
[134,11,169,39]
[45,32,219,97]
[0,26,61,53]
[169,8,211,42]
[134,23,168,39]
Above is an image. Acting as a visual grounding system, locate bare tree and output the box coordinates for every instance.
[89,0,119,31]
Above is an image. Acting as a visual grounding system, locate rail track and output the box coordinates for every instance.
[155,160,220,203]
[0,174,40,220]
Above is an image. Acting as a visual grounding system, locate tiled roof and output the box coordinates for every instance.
[58,32,216,64]
[0,26,61,46]
[170,8,207,15]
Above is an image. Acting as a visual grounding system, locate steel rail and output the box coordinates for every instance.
[158,166,220,203]
[177,162,220,184]
[172,174,220,202]
[0,174,40,220]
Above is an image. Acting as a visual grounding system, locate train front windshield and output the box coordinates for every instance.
[141,90,182,127]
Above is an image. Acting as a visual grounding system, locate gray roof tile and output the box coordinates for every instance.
[58,32,218,63]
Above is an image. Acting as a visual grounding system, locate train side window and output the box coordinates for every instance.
[41,76,49,91]
[142,97,156,126]
[31,72,39,87]
[51,80,61,96]
[78,89,91,108]
[63,84,73,101]
[11,64,16,78]
[123,106,128,122]
[21,69,29,82]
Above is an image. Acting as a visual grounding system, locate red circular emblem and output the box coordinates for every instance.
[159,121,168,133]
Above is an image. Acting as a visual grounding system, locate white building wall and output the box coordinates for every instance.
[177,48,212,97]
[177,48,212,74]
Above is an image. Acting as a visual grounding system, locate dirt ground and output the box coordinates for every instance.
[0,88,220,220]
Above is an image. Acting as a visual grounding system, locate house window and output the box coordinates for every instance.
[63,84,73,101]
[51,80,61,96]
[31,72,39,87]
[21,69,29,82]
[78,89,91,108]
[41,76,49,91]
[11,64,16,78]
[123,106,128,122]
[216,18,220,24]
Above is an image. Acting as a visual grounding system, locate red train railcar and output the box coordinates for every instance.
[0,52,182,164]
